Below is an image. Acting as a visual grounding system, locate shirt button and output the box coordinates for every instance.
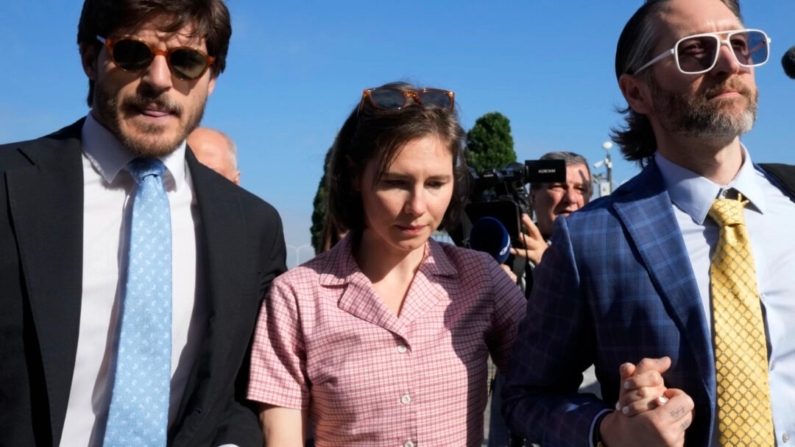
[783,432,790,443]
[397,345,408,354]
[401,394,411,405]
[404,441,415,447]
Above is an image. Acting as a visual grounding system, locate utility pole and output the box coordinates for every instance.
[593,141,614,196]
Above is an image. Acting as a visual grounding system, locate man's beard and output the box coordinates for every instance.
[95,81,205,159]
[650,75,758,139]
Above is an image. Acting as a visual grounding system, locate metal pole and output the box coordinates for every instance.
[606,151,613,194]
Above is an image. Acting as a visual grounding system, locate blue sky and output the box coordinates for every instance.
[3,0,795,267]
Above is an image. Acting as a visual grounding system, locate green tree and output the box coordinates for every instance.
[310,147,333,255]
[466,112,517,171]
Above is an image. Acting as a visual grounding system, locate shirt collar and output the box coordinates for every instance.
[81,112,187,191]
[655,145,766,225]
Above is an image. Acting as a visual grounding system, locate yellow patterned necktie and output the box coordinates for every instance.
[708,194,774,446]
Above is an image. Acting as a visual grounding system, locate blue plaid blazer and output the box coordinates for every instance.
[503,160,716,446]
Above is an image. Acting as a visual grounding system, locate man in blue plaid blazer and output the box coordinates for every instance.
[503,0,795,446]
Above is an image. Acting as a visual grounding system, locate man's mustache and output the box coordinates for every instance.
[703,77,754,101]
[123,92,183,116]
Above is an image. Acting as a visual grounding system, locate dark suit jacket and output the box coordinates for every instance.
[503,160,795,447]
[0,119,287,446]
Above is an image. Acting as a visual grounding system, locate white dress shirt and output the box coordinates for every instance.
[59,113,207,446]
[656,149,795,446]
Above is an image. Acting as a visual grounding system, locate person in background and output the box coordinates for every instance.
[248,82,527,446]
[488,151,592,447]
[514,151,592,267]
[504,0,794,445]
[511,151,593,294]
[188,126,241,184]
[0,0,286,445]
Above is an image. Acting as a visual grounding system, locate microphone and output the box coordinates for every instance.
[782,45,795,79]
[469,217,511,264]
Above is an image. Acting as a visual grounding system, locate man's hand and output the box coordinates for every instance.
[599,357,695,447]
[600,389,694,447]
[617,357,670,416]
[510,213,547,265]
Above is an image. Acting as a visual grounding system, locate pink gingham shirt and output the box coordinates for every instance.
[248,236,527,447]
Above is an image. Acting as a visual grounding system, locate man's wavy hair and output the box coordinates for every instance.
[327,82,469,237]
[610,0,742,166]
[77,0,232,106]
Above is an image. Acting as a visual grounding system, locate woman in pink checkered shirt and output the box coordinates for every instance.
[248,82,527,447]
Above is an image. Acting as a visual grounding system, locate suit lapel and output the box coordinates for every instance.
[5,121,85,441]
[173,152,248,437]
[611,163,715,397]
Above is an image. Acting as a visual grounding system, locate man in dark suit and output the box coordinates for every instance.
[0,0,286,445]
[504,0,795,446]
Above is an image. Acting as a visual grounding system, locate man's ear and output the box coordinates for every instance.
[79,42,100,80]
[207,73,217,96]
[618,73,653,115]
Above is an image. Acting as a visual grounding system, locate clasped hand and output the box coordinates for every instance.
[599,357,695,447]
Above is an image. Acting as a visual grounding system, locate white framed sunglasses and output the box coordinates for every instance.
[634,29,771,75]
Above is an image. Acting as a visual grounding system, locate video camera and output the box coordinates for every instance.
[464,159,567,246]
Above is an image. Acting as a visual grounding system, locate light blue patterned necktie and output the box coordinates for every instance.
[104,158,172,447]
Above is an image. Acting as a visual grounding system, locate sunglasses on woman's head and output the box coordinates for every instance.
[96,35,215,81]
[359,87,455,113]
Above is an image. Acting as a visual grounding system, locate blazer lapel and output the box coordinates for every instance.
[172,152,248,436]
[5,120,85,441]
[612,163,715,399]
